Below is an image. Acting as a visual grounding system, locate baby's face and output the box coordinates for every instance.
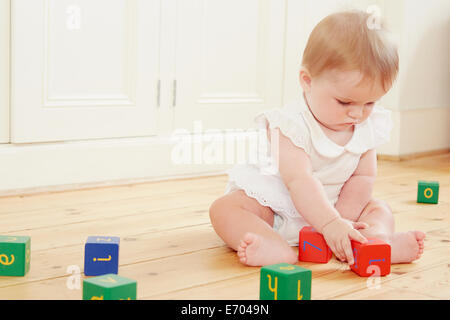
[301,69,387,131]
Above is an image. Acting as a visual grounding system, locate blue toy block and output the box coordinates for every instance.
[84,236,120,276]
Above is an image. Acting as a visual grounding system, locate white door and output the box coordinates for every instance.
[172,0,287,132]
[0,0,9,143]
[10,0,162,143]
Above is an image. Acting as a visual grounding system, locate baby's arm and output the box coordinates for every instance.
[273,128,367,264]
[335,149,377,222]
[276,129,339,231]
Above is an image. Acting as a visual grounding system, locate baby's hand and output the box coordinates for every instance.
[343,219,370,231]
[321,218,368,265]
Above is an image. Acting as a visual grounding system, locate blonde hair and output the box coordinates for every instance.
[301,10,399,91]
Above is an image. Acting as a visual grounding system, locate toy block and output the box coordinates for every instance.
[83,273,137,300]
[350,238,391,277]
[0,235,31,277]
[84,236,120,276]
[260,263,311,300]
[417,180,439,204]
[298,226,332,263]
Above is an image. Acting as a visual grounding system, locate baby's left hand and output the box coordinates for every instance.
[336,219,369,262]
[347,219,369,230]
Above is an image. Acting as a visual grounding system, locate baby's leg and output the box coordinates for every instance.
[209,190,297,266]
[356,199,425,264]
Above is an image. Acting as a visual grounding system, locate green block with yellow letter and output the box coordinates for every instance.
[417,180,439,204]
[260,263,311,300]
[83,273,137,300]
[0,235,31,277]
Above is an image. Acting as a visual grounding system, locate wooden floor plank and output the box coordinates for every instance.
[0,205,211,251]
[386,262,450,299]
[0,175,227,215]
[0,153,448,299]
[0,224,223,289]
[0,192,215,234]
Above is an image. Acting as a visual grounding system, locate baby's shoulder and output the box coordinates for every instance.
[256,101,312,155]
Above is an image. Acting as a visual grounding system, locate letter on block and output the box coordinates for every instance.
[84,236,120,276]
[83,273,137,300]
[417,180,439,204]
[0,235,31,277]
[260,263,311,300]
[298,226,332,263]
[350,238,391,277]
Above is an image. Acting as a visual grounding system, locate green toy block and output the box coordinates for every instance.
[83,273,137,300]
[0,235,31,277]
[417,180,439,204]
[260,263,311,300]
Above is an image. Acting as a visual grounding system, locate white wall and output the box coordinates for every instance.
[378,0,450,156]
[0,0,9,143]
[397,0,449,110]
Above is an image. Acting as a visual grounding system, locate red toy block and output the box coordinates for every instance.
[298,226,332,263]
[350,238,391,277]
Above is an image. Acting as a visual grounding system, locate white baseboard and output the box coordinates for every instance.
[376,106,450,157]
[0,134,233,196]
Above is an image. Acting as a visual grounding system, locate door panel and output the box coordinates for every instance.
[173,0,287,132]
[11,0,161,143]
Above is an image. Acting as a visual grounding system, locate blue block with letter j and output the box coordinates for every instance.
[84,236,120,276]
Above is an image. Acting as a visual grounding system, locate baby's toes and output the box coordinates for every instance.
[237,250,247,261]
[417,246,424,258]
[239,239,248,249]
[243,232,258,245]
[415,231,426,242]
[418,240,425,253]
[416,251,423,260]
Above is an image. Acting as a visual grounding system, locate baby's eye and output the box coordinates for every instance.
[336,99,351,106]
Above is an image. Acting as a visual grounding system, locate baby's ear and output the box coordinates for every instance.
[299,67,312,91]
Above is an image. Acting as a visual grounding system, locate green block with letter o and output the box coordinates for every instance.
[417,180,439,204]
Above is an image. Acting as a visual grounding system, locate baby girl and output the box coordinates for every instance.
[209,10,425,267]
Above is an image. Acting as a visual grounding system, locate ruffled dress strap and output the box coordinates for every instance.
[254,99,313,155]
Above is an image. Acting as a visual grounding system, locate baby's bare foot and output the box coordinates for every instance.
[236,232,297,267]
[391,231,426,264]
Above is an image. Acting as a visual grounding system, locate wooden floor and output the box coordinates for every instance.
[0,153,449,300]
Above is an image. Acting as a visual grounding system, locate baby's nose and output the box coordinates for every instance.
[348,106,363,119]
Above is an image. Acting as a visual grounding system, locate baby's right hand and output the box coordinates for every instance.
[321,218,368,265]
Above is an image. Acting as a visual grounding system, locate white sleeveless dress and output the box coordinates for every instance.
[224,96,392,246]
